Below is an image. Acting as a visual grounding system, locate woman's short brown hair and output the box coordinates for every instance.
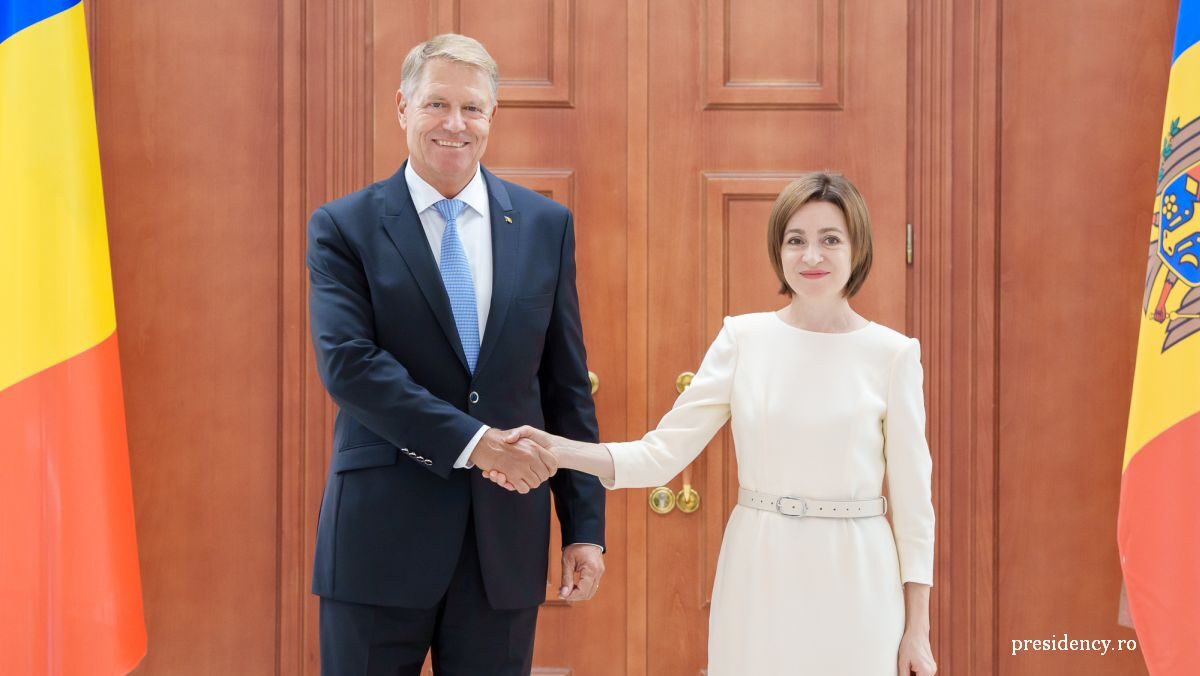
[766,172,874,298]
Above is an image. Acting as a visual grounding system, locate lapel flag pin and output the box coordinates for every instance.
[504,215,513,223]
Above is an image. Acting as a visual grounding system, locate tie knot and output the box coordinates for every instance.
[433,199,466,224]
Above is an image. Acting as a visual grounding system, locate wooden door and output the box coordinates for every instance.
[371,2,631,674]
[642,1,911,673]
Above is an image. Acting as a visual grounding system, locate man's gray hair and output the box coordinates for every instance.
[400,34,499,107]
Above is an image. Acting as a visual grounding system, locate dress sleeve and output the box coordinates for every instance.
[884,338,936,585]
[602,318,737,489]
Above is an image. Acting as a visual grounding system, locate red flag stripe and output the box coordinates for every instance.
[1118,410,1200,675]
[0,331,146,675]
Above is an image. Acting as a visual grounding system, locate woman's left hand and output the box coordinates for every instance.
[897,628,936,676]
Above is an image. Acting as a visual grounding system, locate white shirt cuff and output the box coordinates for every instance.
[454,425,490,469]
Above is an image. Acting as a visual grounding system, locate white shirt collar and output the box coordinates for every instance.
[404,161,488,218]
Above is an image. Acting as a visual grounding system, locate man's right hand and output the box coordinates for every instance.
[468,428,557,494]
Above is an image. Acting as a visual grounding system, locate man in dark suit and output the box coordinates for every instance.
[306,33,606,676]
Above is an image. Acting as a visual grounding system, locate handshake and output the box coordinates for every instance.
[467,426,560,494]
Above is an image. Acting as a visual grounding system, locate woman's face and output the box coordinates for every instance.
[779,201,854,299]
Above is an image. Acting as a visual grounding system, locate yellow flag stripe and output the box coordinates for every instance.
[1123,42,1200,471]
[0,3,116,392]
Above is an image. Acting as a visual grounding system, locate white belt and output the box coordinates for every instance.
[738,487,887,518]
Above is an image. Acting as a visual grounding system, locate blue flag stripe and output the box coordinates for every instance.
[1175,0,1200,63]
[0,0,80,46]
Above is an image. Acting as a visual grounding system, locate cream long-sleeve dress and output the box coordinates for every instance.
[604,312,935,676]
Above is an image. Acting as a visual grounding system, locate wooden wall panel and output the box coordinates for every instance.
[726,0,820,83]
[997,1,1175,674]
[92,0,283,672]
[703,0,842,109]
[433,0,574,106]
[493,169,575,209]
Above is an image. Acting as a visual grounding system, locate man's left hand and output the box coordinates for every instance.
[559,544,605,601]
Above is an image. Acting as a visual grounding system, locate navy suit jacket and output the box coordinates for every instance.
[307,163,605,610]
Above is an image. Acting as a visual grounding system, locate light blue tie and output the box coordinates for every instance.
[433,199,480,373]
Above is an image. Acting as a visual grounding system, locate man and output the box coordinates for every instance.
[307,34,606,676]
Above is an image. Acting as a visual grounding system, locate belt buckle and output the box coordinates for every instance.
[774,495,807,517]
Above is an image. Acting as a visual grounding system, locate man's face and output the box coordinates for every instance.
[397,59,495,195]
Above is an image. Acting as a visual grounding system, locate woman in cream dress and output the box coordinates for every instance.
[490,173,936,676]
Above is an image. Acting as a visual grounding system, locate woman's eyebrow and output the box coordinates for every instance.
[785,227,844,235]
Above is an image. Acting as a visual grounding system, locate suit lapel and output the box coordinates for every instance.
[378,164,471,374]
[474,168,518,377]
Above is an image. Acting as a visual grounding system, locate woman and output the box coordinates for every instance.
[491,173,936,676]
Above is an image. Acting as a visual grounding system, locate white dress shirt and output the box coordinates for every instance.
[404,162,490,468]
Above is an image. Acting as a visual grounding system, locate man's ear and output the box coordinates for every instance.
[395,89,407,128]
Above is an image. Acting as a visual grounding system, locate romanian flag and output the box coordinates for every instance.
[0,1,147,673]
[1119,1,1200,674]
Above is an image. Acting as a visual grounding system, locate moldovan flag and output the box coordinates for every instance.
[1118,1,1200,674]
[0,0,147,673]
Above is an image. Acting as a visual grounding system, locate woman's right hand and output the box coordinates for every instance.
[504,425,556,449]
[486,426,618,487]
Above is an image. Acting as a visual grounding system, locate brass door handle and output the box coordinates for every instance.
[675,371,694,393]
[588,370,599,395]
[677,484,700,513]
[676,371,700,512]
[647,371,701,515]
[649,486,676,514]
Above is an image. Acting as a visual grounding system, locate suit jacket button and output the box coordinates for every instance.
[469,391,480,404]
[423,459,433,466]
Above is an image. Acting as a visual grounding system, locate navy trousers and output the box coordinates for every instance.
[319,515,539,676]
